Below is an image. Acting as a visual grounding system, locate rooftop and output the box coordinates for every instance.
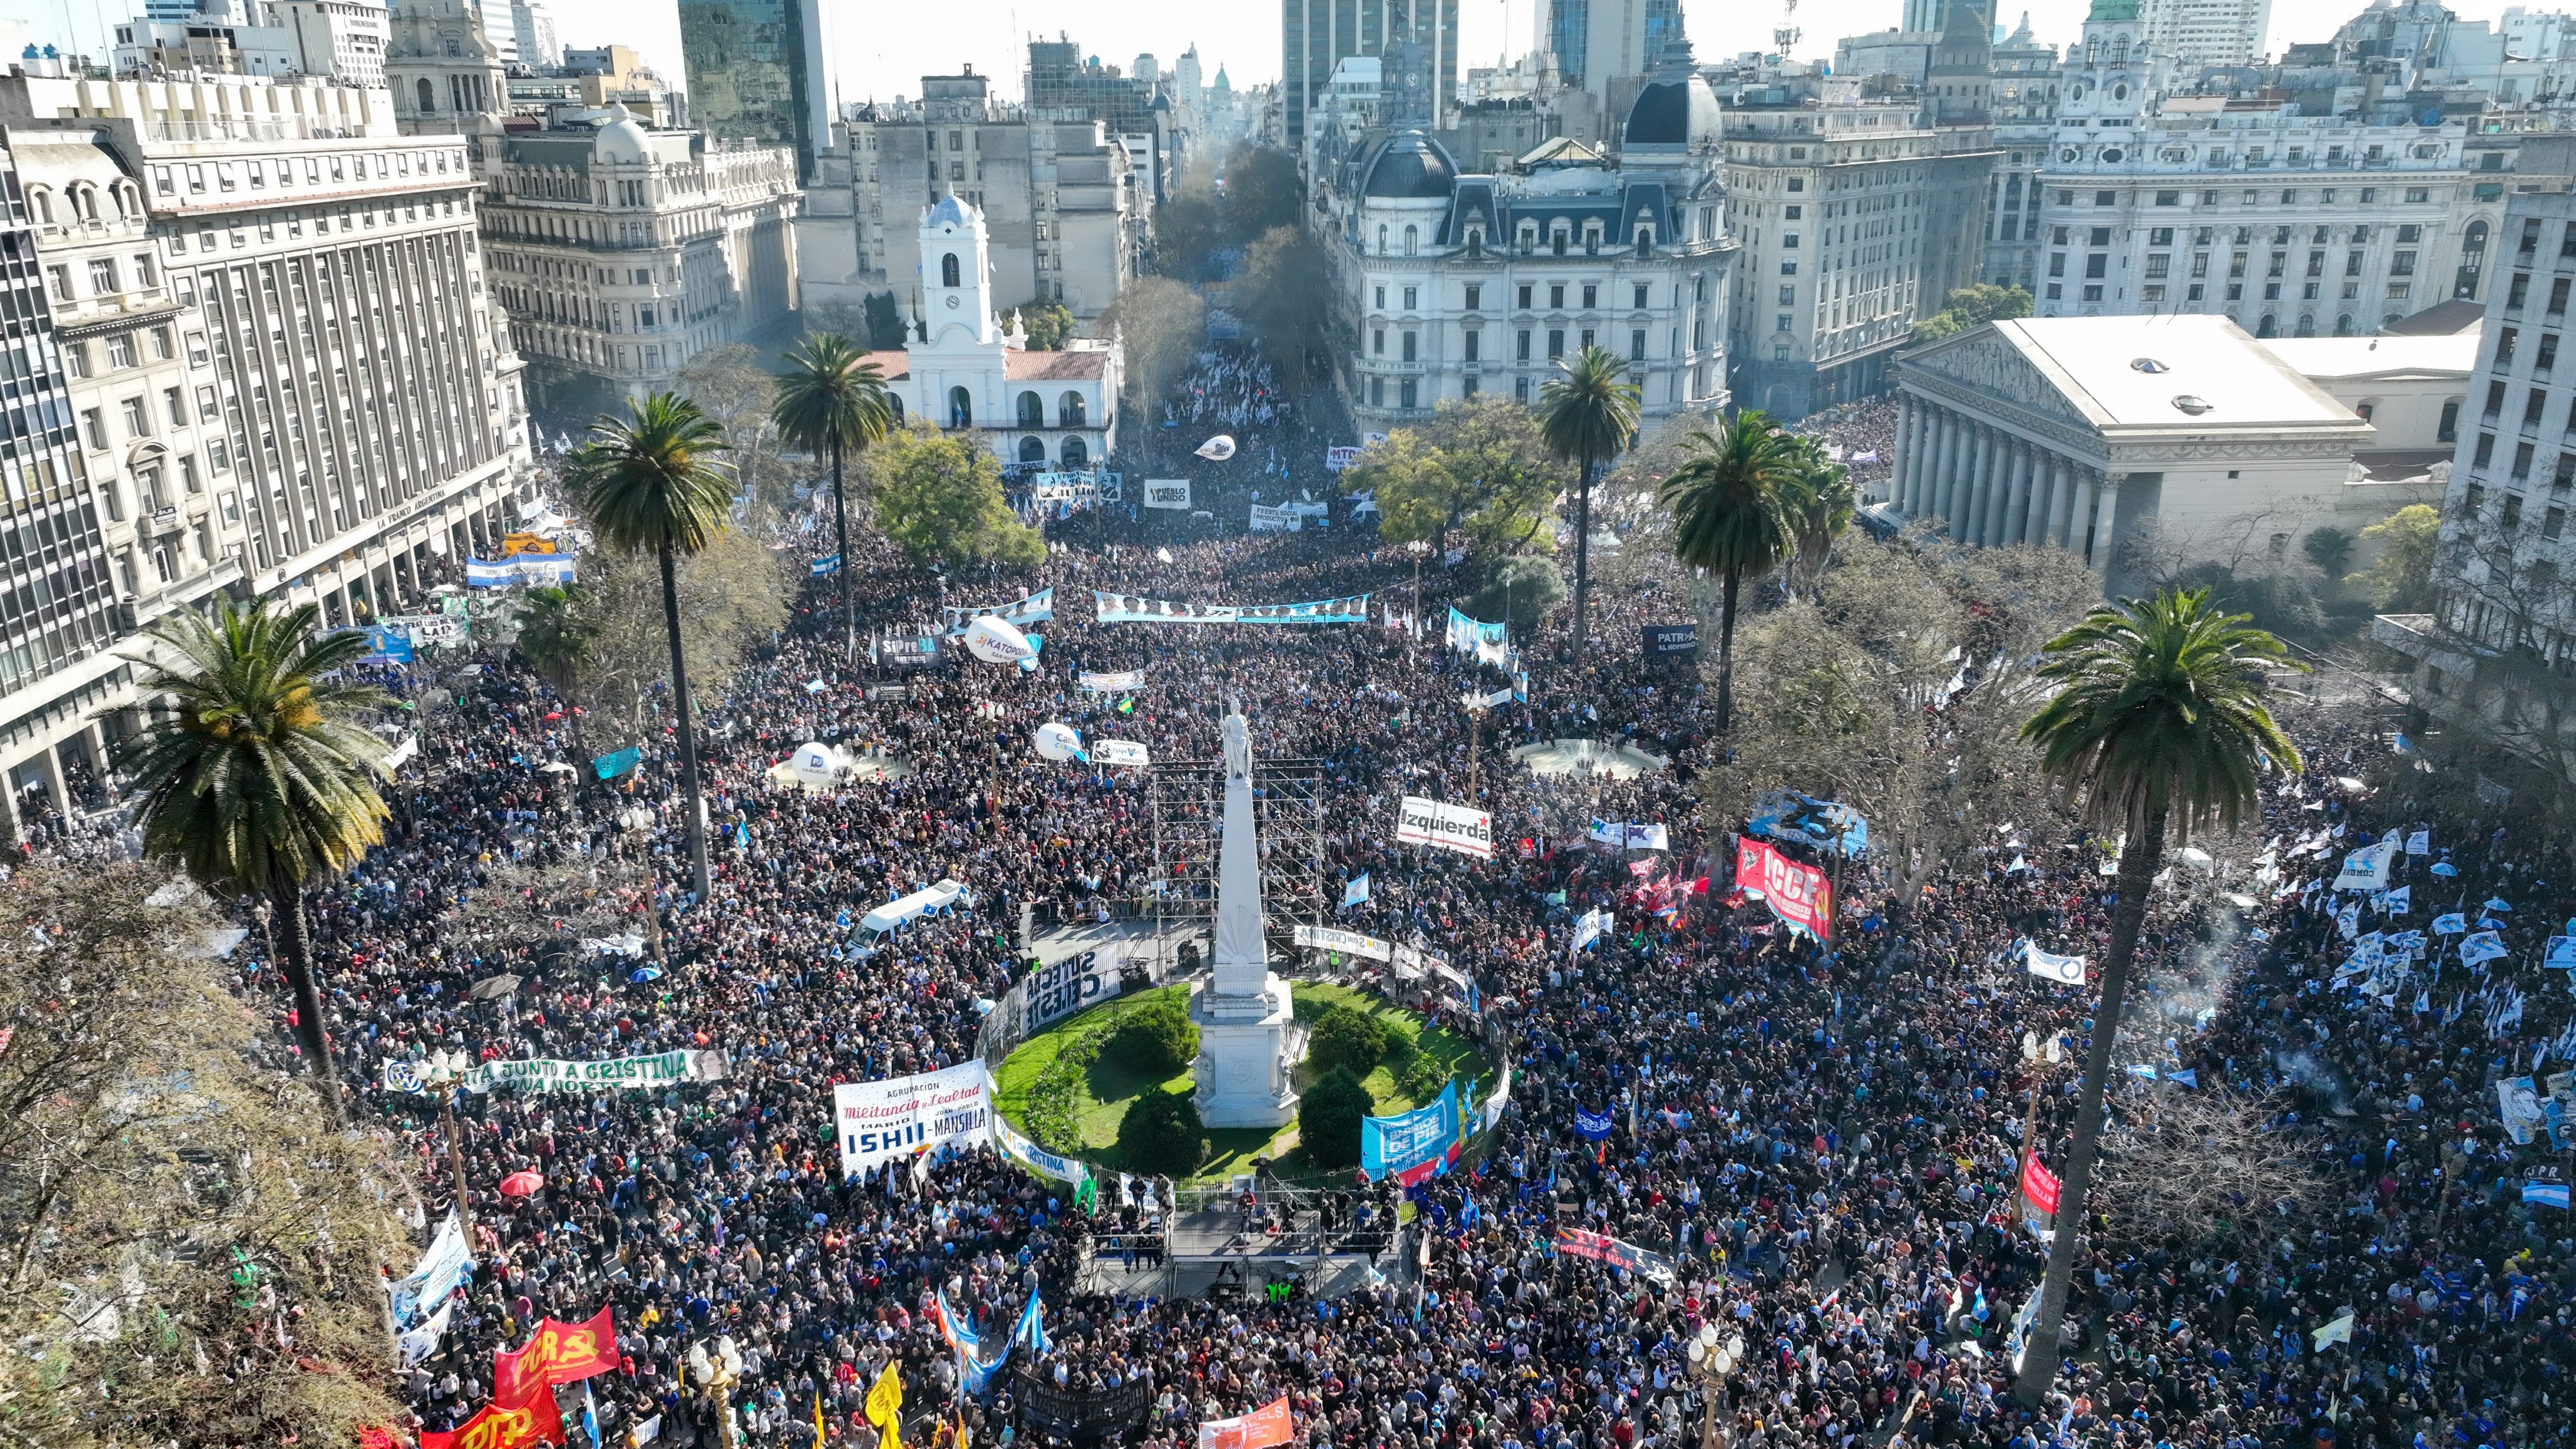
[2258,331,2480,382]
[1963,315,2374,433]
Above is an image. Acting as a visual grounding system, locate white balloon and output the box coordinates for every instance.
[961,615,1034,664]
[1032,722,1084,762]
[1194,434,1237,461]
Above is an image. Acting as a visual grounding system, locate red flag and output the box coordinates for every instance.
[425,1372,564,1449]
[2020,1153,2061,1217]
[1733,838,1832,939]
[494,1305,617,1403]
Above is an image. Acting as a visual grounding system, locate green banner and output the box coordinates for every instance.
[383,1049,729,1095]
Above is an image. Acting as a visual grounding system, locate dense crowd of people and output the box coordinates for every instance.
[77,376,2576,1449]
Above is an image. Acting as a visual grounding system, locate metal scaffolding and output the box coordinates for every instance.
[1140,756,1332,956]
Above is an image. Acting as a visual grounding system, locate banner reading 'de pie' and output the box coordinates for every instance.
[1733,836,1832,939]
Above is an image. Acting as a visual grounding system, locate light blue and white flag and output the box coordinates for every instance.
[1343,873,1371,909]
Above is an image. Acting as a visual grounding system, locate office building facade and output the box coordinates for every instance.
[675,0,832,178]
[1283,0,1459,145]
[0,72,532,832]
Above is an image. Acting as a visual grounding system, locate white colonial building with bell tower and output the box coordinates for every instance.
[863,196,1123,470]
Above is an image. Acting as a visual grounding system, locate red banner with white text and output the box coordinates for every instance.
[1733,837,1833,940]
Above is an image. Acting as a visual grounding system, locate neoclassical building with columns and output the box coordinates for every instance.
[1886,314,2448,591]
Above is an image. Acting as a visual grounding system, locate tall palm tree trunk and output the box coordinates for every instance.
[831,433,855,664]
[1715,567,1744,732]
[268,882,342,1127]
[2014,810,2166,1403]
[658,541,714,901]
[1571,454,1596,649]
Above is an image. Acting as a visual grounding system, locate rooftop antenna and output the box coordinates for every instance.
[1775,0,1802,57]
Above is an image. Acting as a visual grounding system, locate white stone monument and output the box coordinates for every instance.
[1190,709,1299,1130]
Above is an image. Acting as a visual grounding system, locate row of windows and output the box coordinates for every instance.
[1368,279,1676,314]
[2050,248,2420,280]
[2053,185,2435,207]
[2457,478,2570,540]
[1366,326,1678,364]
[2053,223,2423,248]
[148,149,461,199]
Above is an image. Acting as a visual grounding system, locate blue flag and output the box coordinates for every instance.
[591,747,641,781]
[811,554,840,576]
[1574,1105,1614,1141]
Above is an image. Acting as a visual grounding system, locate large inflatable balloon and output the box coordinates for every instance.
[1194,434,1237,461]
[962,614,1035,664]
[1032,722,1084,762]
[787,742,845,786]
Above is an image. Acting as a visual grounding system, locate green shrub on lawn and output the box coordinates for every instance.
[1305,1006,1388,1078]
[1298,1068,1373,1167]
[1108,998,1198,1077]
[1119,1087,1208,1175]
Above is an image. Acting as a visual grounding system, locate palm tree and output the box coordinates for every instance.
[771,334,893,662]
[1660,412,1799,732]
[2011,588,2301,1401]
[1779,436,1858,599]
[115,599,393,1125]
[568,393,737,902]
[1534,346,1641,648]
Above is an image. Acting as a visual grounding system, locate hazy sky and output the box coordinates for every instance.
[5,0,2532,108]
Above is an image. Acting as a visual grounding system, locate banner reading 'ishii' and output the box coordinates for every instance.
[1733,836,1833,939]
[833,1060,993,1175]
[1397,795,1493,859]
[1093,592,1372,625]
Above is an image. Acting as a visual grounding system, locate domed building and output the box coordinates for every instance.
[1314,66,1734,431]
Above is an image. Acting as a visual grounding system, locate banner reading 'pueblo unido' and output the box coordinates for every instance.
[1397,795,1493,859]
[832,1060,993,1175]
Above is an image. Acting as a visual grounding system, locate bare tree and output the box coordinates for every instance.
[2381,519,2576,827]
[2093,1086,2328,1244]
[1697,532,2100,909]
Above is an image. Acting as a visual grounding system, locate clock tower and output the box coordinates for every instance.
[1387,19,1435,128]
[916,194,1000,350]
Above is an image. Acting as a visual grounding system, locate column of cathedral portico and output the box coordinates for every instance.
[1938,409,1968,534]
[1896,398,1923,514]
[2042,454,2073,548]
[1958,424,1989,544]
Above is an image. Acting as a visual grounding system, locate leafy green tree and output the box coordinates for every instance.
[1343,397,1566,552]
[2012,588,2301,1401]
[1536,345,1643,646]
[1305,1006,1389,1078]
[871,425,1046,569]
[864,292,910,349]
[525,526,789,741]
[114,599,389,1125]
[1662,412,1797,731]
[567,393,737,901]
[1910,283,2035,344]
[1119,1088,1208,1175]
[1297,1068,1373,1167]
[2349,503,2440,610]
[1236,226,1338,400]
[1462,555,1567,630]
[772,333,894,661]
[1152,191,1227,281]
[1015,300,1078,350]
[1110,998,1200,1077]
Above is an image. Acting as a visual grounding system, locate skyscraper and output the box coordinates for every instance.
[1282,0,1458,145]
[675,0,833,179]
[1541,0,1684,94]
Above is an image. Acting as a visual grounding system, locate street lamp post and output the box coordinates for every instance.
[1685,1324,1744,1449]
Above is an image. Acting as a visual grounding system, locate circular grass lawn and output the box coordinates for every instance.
[990,981,1492,1184]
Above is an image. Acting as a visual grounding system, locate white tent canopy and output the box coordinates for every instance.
[860,878,970,934]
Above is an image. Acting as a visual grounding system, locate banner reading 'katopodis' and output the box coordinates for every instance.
[1093,591,1372,626]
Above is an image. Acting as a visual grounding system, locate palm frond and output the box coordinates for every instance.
[1534,346,1642,467]
[112,599,393,897]
[2020,587,2306,841]
[571,393,738,558]
[1659,412,1798,579]
[771,333,894,457]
